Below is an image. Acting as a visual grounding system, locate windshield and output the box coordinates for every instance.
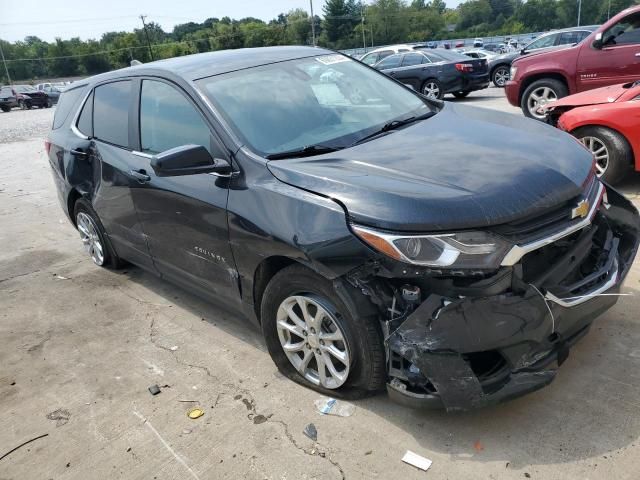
[196,53,434,157]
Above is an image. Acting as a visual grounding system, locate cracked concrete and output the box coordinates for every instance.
[2,95,640,480]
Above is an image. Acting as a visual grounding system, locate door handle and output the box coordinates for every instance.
[70,149,88,159]
[129,169,151,183]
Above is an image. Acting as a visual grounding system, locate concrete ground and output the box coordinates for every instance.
[1,88,640,480]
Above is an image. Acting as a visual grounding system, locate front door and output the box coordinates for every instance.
[578,11,640,91]
[129,78,239,303]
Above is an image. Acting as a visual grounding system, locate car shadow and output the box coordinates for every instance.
[115,262,640,469]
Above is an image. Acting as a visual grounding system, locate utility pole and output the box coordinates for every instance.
[0,41,11,85]
[577,0,582,27]
[608,0,612,20]
[361,4,366,49]
[139,15,155,60]
[309,0,316,47]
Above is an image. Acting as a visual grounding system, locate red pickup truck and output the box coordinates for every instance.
[506,6,640,119]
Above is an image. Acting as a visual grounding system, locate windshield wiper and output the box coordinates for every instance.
[350,111,436,147]
[265,144,341,160]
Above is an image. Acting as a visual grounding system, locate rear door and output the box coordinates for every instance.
[129,78,239,303]
[393,53,431,90]
[578,11,640,90]
[85,80,155,269]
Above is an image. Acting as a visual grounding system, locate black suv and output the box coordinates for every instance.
[47,46,639,411]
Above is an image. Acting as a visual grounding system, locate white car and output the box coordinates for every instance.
[359,45,419,67]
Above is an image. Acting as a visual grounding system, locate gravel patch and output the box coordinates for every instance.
[0,107,55,143]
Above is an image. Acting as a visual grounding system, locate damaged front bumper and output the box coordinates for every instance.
[380,185,639,411]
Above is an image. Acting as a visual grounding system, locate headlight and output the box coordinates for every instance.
[352,225,512,270]
[509,66,518,79]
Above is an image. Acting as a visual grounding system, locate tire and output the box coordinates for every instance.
[572,126,633,185]
[46,99,52,108]
[73,198,125,269]
[452,91,470,99]
[1,106,10,112]
[421,79,444,100]
[521,78,568,120]
[261,264,386,399]
[491,65,510,87]
[25,100,32,110]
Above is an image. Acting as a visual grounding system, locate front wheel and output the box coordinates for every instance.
[261,264,385,399]
[45,99,52,108]
[521,78,568,120]
[573,126,632,185]
[421,79,444,100]
[452,91,470,99]
[492,65,510,87]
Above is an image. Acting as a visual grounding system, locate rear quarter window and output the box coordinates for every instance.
[52,85,86,130]
[93,81,131,148]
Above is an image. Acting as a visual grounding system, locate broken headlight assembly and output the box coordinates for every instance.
[352,225,512,269]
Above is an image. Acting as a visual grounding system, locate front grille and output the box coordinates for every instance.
[492,173,599,244]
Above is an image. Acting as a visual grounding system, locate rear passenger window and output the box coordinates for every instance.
[402,53,424,67]
[52,86,85,130]
[139,80,211,154]
[76,91,93,137]
[559,31,583,45]
[93,81,131,148]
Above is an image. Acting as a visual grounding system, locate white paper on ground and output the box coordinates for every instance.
[402,450,433,471]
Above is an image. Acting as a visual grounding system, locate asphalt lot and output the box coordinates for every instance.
[1,88,640,480]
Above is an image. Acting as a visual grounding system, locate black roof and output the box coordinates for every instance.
[88,46,334,84]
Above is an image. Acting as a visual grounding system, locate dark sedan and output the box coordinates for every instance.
[0,86,19,112]
[13,85,52,109]
[373,50,490,99]
[47,46,639,411]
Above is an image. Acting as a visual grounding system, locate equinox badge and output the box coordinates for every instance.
[571,199,590,219]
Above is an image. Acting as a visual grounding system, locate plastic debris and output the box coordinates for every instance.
[148,384,161,395]
[303,423,318,441]
[187,408,204,419]
[402,450,432,472]
[170,346,178,351]
[314,397,355,417]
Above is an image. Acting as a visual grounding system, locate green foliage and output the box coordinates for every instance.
[1,0,640,82]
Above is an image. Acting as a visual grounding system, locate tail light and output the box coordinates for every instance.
[44,140,51,154]
[455,63,474,73]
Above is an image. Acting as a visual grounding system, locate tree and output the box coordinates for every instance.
[458,0,492,30]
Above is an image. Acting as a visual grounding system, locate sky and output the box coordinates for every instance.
[0,0,464,42]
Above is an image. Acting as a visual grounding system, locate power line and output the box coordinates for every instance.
[139,15,155,61]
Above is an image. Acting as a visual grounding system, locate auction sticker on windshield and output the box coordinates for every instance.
[316,54,349,65]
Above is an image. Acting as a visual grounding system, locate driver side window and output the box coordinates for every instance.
[140,80,212,154]
[604,12,640,46]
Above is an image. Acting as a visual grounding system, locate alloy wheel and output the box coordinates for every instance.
[580,136,610,176]
[527,86,557,119]
[423,82,440,99]
[76,212,105,266]
[493,67,510,87]
[276,295,350,389]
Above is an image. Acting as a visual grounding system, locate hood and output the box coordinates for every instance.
[267,103,593,232]
[543,82,637,112]
[491,52,519,63]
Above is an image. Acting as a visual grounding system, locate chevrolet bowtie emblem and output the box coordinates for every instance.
[571,199,590,219]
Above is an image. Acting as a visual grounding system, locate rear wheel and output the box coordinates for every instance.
[521,78,568,120]
[261,264,385,399]
[492,65,510,87]
[45,98,52,108]
[73,198,124,269]
[1,106,10,112]
[573,126,632,184]
[421,79,443,100]
[452,91,470,99]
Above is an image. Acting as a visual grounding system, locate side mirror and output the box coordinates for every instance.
[520,48,526,55]
[150,144,233,177]
[592,32,604,49]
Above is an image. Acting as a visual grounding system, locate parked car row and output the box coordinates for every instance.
[0,82,66,112]
[504,6,640,182]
